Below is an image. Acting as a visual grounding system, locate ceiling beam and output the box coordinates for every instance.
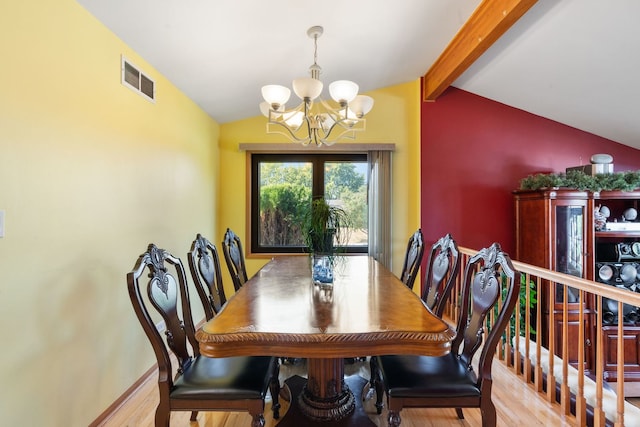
[423,0,538,101]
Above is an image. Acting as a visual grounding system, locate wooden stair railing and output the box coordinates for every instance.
[442,247,640,427]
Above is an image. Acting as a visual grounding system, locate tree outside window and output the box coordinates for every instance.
[250,154,368,254]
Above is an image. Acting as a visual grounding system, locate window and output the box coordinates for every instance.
[250,153,368,254]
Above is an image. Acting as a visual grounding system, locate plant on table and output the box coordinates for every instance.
[303,197,352,285]
[303,197,351,255]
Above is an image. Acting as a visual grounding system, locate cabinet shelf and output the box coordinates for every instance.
[595,231,640,238]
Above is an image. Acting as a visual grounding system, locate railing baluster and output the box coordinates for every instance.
[576,288,587,425]
[561,283,571,415]
[535,275,543,393]
[548,280,557,404]
[513,274,531,383]
[503,282,511,363]
[616,301,624,427]
[594,294,606,427]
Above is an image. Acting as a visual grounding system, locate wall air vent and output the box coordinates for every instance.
[121,56,155,102]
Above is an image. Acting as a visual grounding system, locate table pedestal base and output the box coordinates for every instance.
[298,377,355,421]
[278,375,376,427]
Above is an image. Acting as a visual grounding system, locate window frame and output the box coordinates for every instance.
[249,152,368,255]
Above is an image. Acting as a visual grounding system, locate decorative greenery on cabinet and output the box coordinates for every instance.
[519,170,640,192]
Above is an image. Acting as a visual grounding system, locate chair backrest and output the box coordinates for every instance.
[421,233,460,317]
[188,234,227,320]
[222,228,248,292]
[127,244,199,392]
[399,228,425,290]
[452,242,519,388]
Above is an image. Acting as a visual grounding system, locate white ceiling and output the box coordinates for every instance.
[77,0,640,150]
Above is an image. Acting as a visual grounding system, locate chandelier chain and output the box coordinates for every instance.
[313,33,318,68]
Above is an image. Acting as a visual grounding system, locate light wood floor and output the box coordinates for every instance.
[97,358,574,427]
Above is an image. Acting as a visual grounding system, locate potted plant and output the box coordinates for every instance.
[303,197,351,254]
[303,197,351,285]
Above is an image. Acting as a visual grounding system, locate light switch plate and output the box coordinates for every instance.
[0,210,4,237]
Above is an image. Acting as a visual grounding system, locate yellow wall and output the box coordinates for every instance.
[219,81,422,285]
[0,1,219,425]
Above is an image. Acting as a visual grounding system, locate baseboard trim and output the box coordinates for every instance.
[89,363,157,427]
[89,320,206,425]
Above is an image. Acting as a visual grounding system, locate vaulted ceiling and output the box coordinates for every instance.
[77,0,640,150]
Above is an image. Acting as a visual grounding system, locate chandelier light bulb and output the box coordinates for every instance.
[260,101,284,118]
[283,111,304,130]
[259,101,270,117]
[292,77,323,101]
[349,95,374,118]
[338,108,358,127]
[329,80,359,105]
[261,85,291,109]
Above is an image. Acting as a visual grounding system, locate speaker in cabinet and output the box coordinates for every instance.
[619,242,640,260]
[596,262,639,284]
[602,284,639,325]
[597,242,640,262]
[596,263,640,325]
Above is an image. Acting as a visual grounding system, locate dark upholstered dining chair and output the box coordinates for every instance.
[398,229,425,291]
[188,233,227,320]
[222,228,249,292]
[373,243,519,427]
[363,229,425,373]
[421,233,460,317]
[127,243,280,426]
[369,233,459,390]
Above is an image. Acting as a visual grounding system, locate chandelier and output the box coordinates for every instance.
[259,26,374,146]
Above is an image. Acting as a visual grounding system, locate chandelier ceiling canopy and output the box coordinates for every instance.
[260,26,374,147]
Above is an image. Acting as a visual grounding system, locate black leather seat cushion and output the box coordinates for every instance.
[378,353,480,398]
[171,356,273,400]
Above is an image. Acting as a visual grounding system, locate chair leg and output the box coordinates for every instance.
[480,400,497,427]
[387,409,402,427]
[374,386,384,414]
[190,410,198,421]
[369,357,378,389]
[269,360,281,419]
[371,359,384,415]
[154,405,170,427]
[250,413,265,427]
[455,407,464,419]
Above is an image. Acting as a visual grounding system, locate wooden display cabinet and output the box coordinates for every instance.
[514,189,595,372]
[514,189,640,382]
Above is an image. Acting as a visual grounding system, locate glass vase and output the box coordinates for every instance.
[312,254,334,286]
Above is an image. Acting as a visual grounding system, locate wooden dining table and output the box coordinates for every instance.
[196,255,455,426]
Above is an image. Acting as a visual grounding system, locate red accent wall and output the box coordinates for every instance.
[421,86,640,256]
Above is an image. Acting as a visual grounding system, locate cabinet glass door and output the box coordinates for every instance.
[555,205,584,302]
